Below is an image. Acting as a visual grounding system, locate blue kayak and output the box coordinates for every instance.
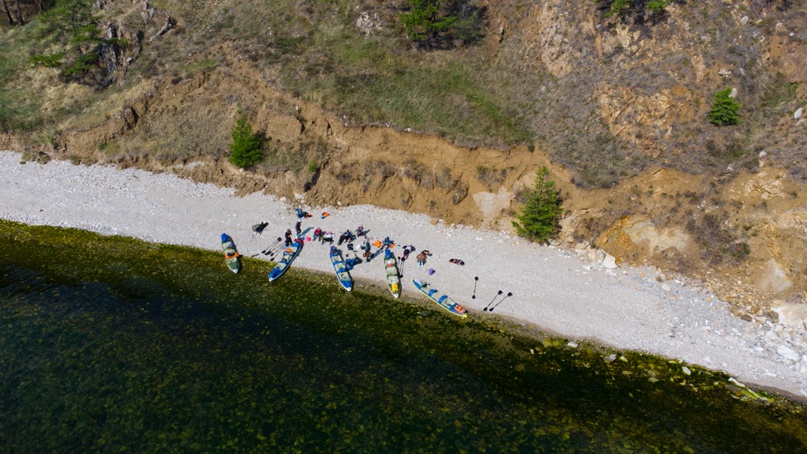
[329,247,353,291]
[268,238,303,282]
[412,279,467,318]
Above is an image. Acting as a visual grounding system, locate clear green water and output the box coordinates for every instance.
[1,220,805,452]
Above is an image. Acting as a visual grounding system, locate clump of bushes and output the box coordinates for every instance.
[512,166,563,243]
[229,111,262,168]
[399,0,484,48]
[604,0,669,18]
[709,88,742,126]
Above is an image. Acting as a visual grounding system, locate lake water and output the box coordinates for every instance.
[1,220,805,452]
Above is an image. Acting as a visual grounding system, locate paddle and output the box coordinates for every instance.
[265,240,288,257]
[267,245,287,259]
[489,292,513,312]
[251,237,282,257]
[483,290,503,311]
[471,276,479,299]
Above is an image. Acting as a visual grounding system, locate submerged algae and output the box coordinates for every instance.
[1,220,805,452]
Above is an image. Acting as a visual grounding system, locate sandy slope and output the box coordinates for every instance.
[1,151,805,399]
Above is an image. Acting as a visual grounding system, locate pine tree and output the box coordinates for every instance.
[709,88,741,126]
[512,166,563,244]
[229,110,262,168]
[399,0,458,45]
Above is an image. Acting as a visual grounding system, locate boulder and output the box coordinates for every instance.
[756,259,793,294]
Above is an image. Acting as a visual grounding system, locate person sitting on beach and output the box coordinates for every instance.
[401,245,415,261]
[355,225,366,237]
[312,227,323,242]
[322,231,334,244]
[338,230,352,246]
[252,222,269,237]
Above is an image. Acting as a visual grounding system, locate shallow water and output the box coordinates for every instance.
[1,220,805,452]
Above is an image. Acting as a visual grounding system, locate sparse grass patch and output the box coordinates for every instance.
[181,58,219,76]
[476,165,508,190]
[0,26,43,132]
[685,212,750,266]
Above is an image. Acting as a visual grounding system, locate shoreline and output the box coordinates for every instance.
[2,150,805,399]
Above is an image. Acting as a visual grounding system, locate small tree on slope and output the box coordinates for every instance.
[512,166,563,244]
[709,88,741,126]
[229,110,262,168]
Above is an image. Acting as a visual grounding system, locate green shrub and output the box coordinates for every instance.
[399,0,458,45]
[709,88,741,126]
[30,53,65,68]
[512,166,563,244]
[605,0,632,18]
[647,0,670,11]
[228,111,262,168]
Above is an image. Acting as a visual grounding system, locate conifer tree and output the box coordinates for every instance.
[229,110,262,168]
[512,166,563,244]
[709,88,741,126]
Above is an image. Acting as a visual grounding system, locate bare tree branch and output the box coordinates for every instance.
[12,0,23,25]
[2,0,14,26]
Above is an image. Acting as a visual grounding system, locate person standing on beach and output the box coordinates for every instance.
[416,252,427,267]
[363,240,372,262]
[284,229,292,247]
[295,220,302,236]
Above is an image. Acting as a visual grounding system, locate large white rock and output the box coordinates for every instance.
[756,259,792,294]
[770,301,807,330]
[777,345,800,362]
[601,254,617,269]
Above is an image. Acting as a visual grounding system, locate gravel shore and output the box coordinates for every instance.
[2,151,805,399]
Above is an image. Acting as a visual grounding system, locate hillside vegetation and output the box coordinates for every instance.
[1,0,807,316]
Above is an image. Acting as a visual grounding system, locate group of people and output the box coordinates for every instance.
[266,207,435,274]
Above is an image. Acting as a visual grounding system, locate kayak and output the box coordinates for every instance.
[220,233,241,273]
[384,249,401,298]
[411,279,467,318]
[268,238,303,282]
[329,247,353,291]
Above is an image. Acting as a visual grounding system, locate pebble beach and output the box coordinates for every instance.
[2,150,805,399]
